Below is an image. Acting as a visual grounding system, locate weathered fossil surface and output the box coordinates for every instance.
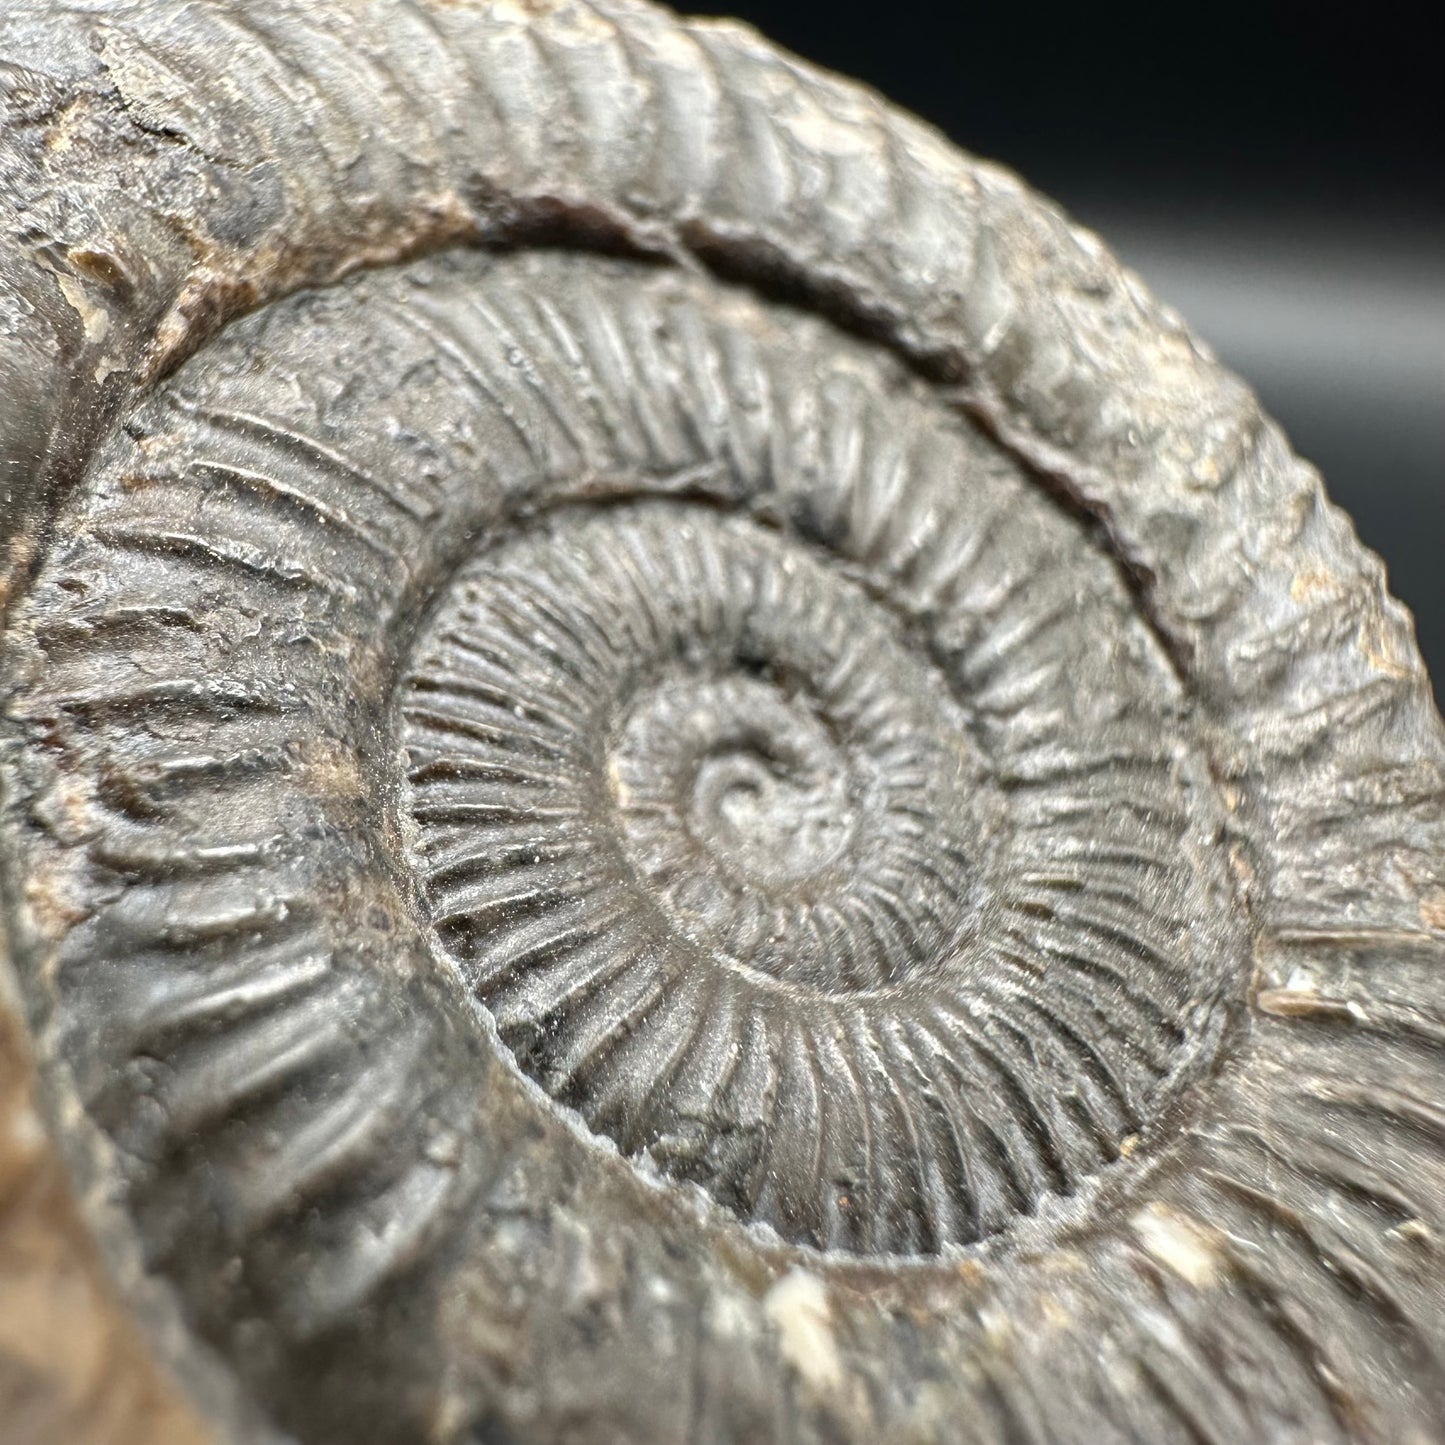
[2,2,1444,1443]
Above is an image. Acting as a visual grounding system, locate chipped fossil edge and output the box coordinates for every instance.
[0,958,214,1445]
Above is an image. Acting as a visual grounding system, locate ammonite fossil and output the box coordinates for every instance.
[2,3,1443,1443]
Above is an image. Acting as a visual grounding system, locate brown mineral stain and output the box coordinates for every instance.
[954,1258,987,1288]
[1256,987,1355,1023]
[1419,891,1445,933]
[292,736,366,801]
[0,1000,214,1445]
[1227,840,1255,892]
[67,248,134,294]
[1358,616,1413,680]
[23,874,89,941]
[1290,568,1345,603]
[42,95,99,155]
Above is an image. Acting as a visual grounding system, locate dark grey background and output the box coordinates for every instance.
[689,1,1445,703]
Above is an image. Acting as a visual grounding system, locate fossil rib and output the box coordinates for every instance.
[2,3,1443,1444]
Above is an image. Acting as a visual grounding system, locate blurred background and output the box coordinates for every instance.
[690,0,1444,703]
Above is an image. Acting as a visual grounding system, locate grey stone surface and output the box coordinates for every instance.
[2,3,1443,1443]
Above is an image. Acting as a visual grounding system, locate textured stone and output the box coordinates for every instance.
[0,982,210,1445]
[2,3,1443,1443]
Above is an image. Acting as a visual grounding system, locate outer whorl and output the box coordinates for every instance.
[1,4,1443,1445]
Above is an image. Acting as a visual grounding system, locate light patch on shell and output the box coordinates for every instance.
[1255,964,1369,1023]
[1419,890,1445,933]
[1391,1219,1435,1247]
[1290,567,1348,604]
[54,271,111,345]
[1358,613,1415,680]
[1132,1204,1221,1288]
[764,1270,843,1394]
[0,1081,46,1169]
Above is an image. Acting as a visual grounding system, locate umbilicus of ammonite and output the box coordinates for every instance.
[1,3,1442,1444]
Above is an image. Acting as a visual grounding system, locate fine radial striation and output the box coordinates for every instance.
[399,496,1226,1255]
[2,3,1443,1443]
[4,240,1241,1310]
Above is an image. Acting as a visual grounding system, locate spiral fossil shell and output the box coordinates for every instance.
[1,3,1443,1443]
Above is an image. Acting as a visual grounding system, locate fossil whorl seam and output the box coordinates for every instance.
[0,3,1443,1445]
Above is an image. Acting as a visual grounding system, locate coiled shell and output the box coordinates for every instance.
[2,3,1443,1443]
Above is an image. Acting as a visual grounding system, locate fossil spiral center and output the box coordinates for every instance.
[4,241,1243,1269]
[618,673,855,887]
[392,479,1228,1256]
[404,501,992,999]
[609,630,987,990]
[372,255,1240,1258]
